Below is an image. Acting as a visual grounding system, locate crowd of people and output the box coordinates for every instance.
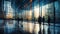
[38,15,51,34]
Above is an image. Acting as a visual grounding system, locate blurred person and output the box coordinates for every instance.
[48,16,51,34]
[38,16,42,34]
[43,16,45,23]
[38,16,42,24]
[42,16,45,34]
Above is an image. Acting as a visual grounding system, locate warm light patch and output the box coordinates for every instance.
[6,13,13,18]
[28,10,32,20]
[42,6,45,17]
[30,0,32,3]
[25,10,32,20]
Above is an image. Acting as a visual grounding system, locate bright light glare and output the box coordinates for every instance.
[4,1,13,18]
[34,5,39,18]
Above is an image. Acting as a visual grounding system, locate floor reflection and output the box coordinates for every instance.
[0,20,60,34]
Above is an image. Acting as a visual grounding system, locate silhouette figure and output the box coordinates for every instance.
[43,16,45,23]
[38,16,42,24]
[48,16,50,23]
[48,16,50,34]
[38,16,42,34]
[42,16,45,34]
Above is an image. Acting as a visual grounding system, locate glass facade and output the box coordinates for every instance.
[0,0,60,34]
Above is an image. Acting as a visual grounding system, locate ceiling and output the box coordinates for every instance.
[0,0,57,10]
[12,0,57,10]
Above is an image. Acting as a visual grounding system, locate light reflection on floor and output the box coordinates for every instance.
[4,21,48,34]
[0,20,60,34]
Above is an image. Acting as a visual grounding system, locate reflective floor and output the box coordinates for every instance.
[0,20,60,34]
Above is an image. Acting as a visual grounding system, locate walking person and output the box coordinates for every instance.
[38,16,42,34]
[42,16,45,34]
